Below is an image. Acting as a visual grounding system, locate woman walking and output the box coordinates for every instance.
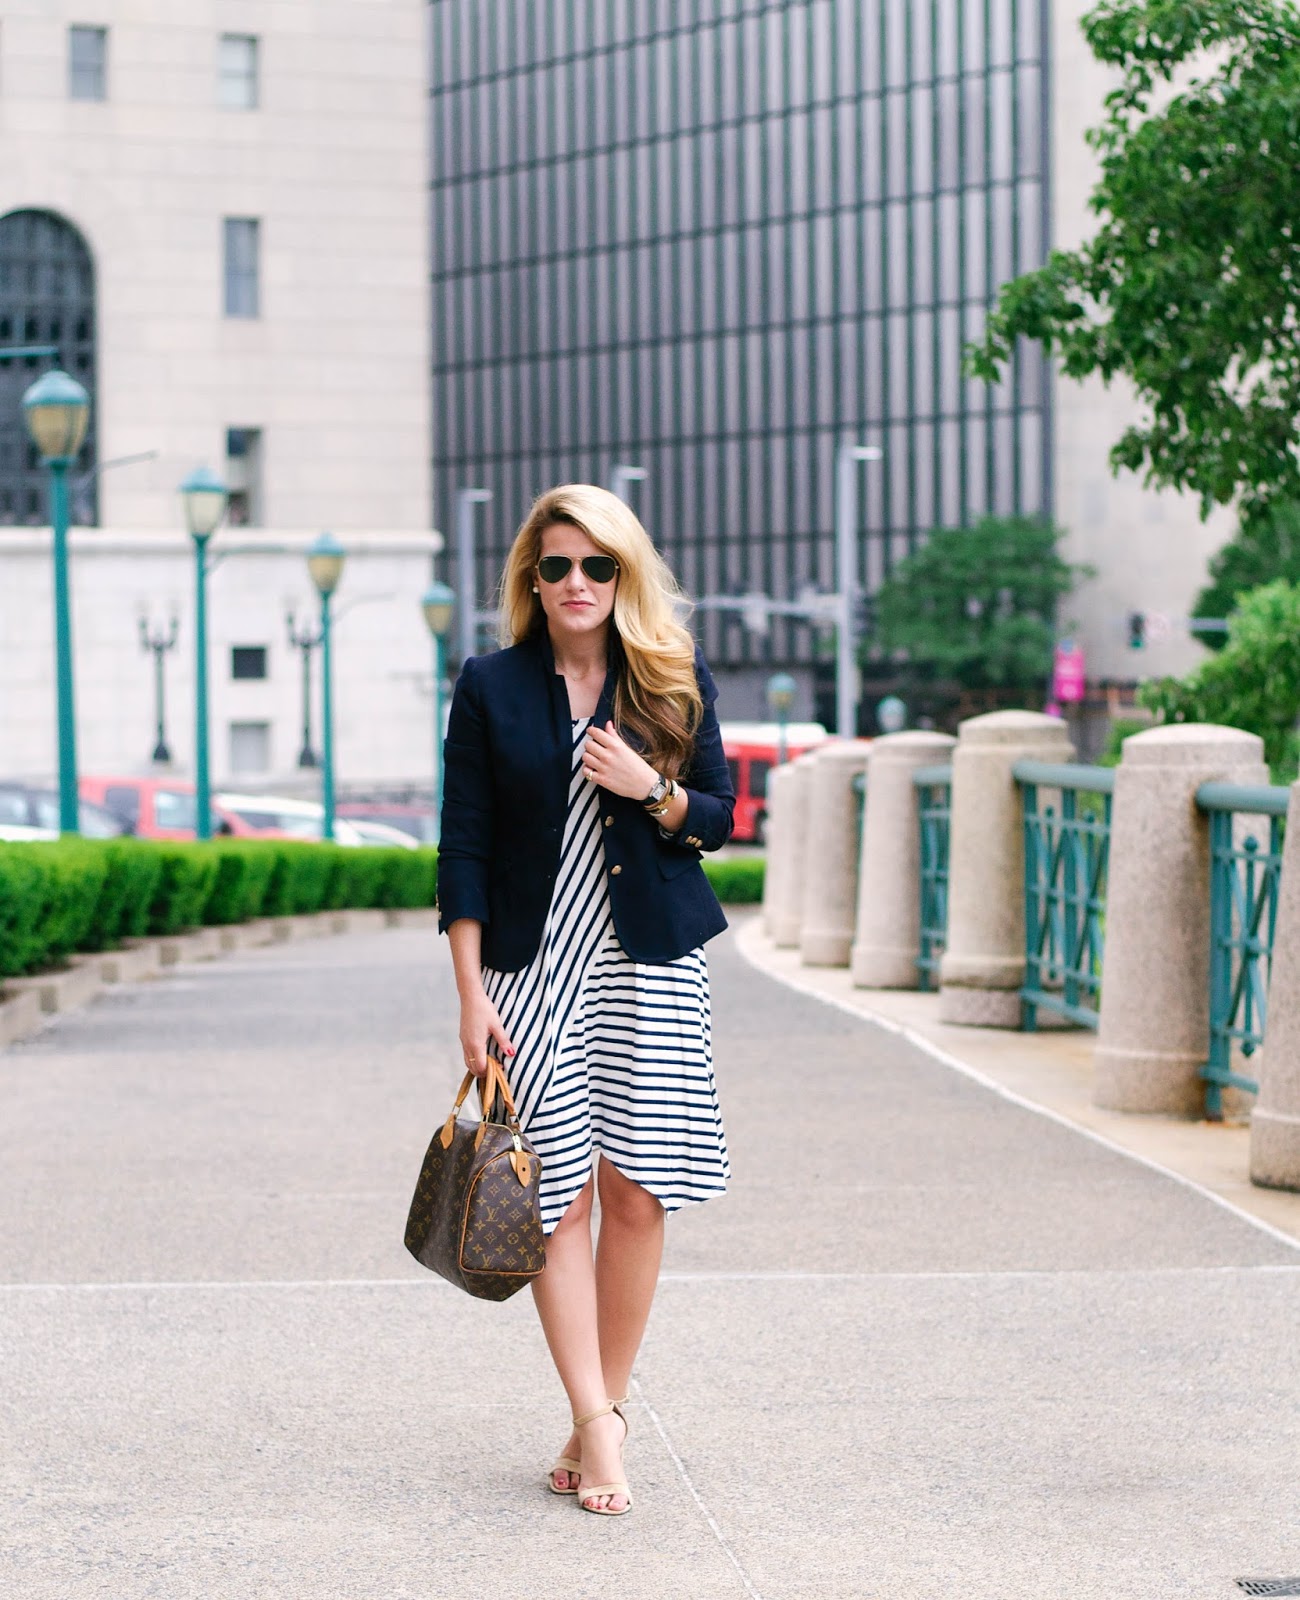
[436,484,734,1516]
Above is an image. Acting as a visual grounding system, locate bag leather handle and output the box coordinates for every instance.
[438,1057,521,1150]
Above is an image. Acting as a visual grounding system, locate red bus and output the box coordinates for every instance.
[720,721,828,844]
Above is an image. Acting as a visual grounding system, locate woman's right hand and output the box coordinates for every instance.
[458,988,516,1077]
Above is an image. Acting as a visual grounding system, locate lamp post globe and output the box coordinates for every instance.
[307,534,346,841]
[180,465,229,538]
[180,467,228,842]
[23,369,91,834]
[307,531,346,597]
[421,580,456,638]
[23,369,90,462]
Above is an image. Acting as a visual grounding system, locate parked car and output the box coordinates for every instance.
[719,722,829,844]
[344,818,421,850]
[0,822,59,842]
[215,792,368,845]
[0,784,130,838]
[79,776,251,839]
[337,803,437,844]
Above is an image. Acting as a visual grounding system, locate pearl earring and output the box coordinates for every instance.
[532,585,540,594]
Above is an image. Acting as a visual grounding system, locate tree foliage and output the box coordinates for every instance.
[871,517,1083,695]
[1192,499,1300,645]
[969,0,1300,519]
[1139,578,1300,775]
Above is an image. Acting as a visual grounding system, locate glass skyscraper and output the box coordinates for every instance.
[430,0,1050,720]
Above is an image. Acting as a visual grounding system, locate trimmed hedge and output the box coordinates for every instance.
[703,854,764,905]
[0,835,758,981]
[0,837,439,979]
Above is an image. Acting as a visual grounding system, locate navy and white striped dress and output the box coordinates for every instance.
[482,717,730,1234]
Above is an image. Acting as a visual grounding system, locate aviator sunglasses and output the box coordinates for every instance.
[536,554,619,584]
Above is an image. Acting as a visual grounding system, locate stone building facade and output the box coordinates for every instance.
[0,1,437,791]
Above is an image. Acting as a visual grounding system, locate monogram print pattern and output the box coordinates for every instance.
[405,1114,546,1302]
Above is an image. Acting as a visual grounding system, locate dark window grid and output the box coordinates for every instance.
[434,399,1041,475]
[430,276,1043,377]
[430,171,1043,291]
[0,210,97,526]
[430,2,819,100]
[428,0,1041,104]
[430,60,1042,194]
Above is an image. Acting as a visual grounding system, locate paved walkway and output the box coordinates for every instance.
[2,915,1298,1599]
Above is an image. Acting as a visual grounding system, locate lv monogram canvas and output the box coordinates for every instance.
[404,1064,546,1301]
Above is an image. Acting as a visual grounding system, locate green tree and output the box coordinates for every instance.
[1139,579,1300,776]
[968,0,1300,520]
[1192,500,1300,646]
[870,516,1083,700]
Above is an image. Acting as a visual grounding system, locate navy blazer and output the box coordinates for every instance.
[436,630,735,970]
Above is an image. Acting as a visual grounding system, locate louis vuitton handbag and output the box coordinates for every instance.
[404,1057,546,1300]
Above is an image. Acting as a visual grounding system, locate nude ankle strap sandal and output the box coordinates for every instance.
[572,1401,632,1517]
[547,1397,630,1496]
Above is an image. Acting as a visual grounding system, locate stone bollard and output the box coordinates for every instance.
[767,751,819,948]
[1252,779,1300,1190]
[939,710,1074,1026]
[1095,725,1268,1115]
[851,730,957,988]
[800,740,871,966]
[761,760,797,937]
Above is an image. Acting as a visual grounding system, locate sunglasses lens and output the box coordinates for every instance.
[537,554,618,583]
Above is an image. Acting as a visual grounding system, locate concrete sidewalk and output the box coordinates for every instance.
[2,917,1298,1599]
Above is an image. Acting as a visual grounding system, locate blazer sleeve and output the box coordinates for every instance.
[436,657,494,932]
[661,647,735,853]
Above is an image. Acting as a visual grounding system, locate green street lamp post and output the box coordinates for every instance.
[23,370,91,834]
[766,671,798,765]
[307,533,346,841]
[181,467,229,841]
[421,581,456,836]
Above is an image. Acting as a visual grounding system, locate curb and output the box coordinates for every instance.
[0,905,437,1050]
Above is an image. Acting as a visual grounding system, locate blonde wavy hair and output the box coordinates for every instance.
[498,484,702,777]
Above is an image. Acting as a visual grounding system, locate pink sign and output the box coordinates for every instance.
[1052,645,1087,704]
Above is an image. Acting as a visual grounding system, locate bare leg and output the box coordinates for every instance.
[594,1157,665,1403]
[532,1175,628,1509]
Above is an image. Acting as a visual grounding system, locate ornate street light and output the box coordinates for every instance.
[181,466,229,840]
[139,613,180,764]
[307,532,346,841]
[422,580,456,835]
[23,369,91,834]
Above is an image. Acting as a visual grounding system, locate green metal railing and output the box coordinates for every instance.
[1196,783,1289,1116]
[913,764,952,992]
[1015,761,1115,1030]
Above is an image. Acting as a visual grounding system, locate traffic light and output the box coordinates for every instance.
[1127,612,1146,650]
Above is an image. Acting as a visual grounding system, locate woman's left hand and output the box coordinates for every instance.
[582,721,660,800]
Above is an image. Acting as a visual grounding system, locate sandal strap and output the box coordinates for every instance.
[572,1402,615,1429]
[580,1482,630,1499]
[551,1456,582,1474]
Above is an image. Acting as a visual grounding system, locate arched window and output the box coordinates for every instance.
[0,210,97,526]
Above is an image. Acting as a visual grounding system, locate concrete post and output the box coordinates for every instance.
[851,730,957,988]
[767,751,818,948]
[1094,724,1268,1115]
[761,760,797,937]
[938,710,1074,1026]
[1252,780,1300,1190]
[800,740,871,966]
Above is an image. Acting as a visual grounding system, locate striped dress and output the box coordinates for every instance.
[482,717,730,1234]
